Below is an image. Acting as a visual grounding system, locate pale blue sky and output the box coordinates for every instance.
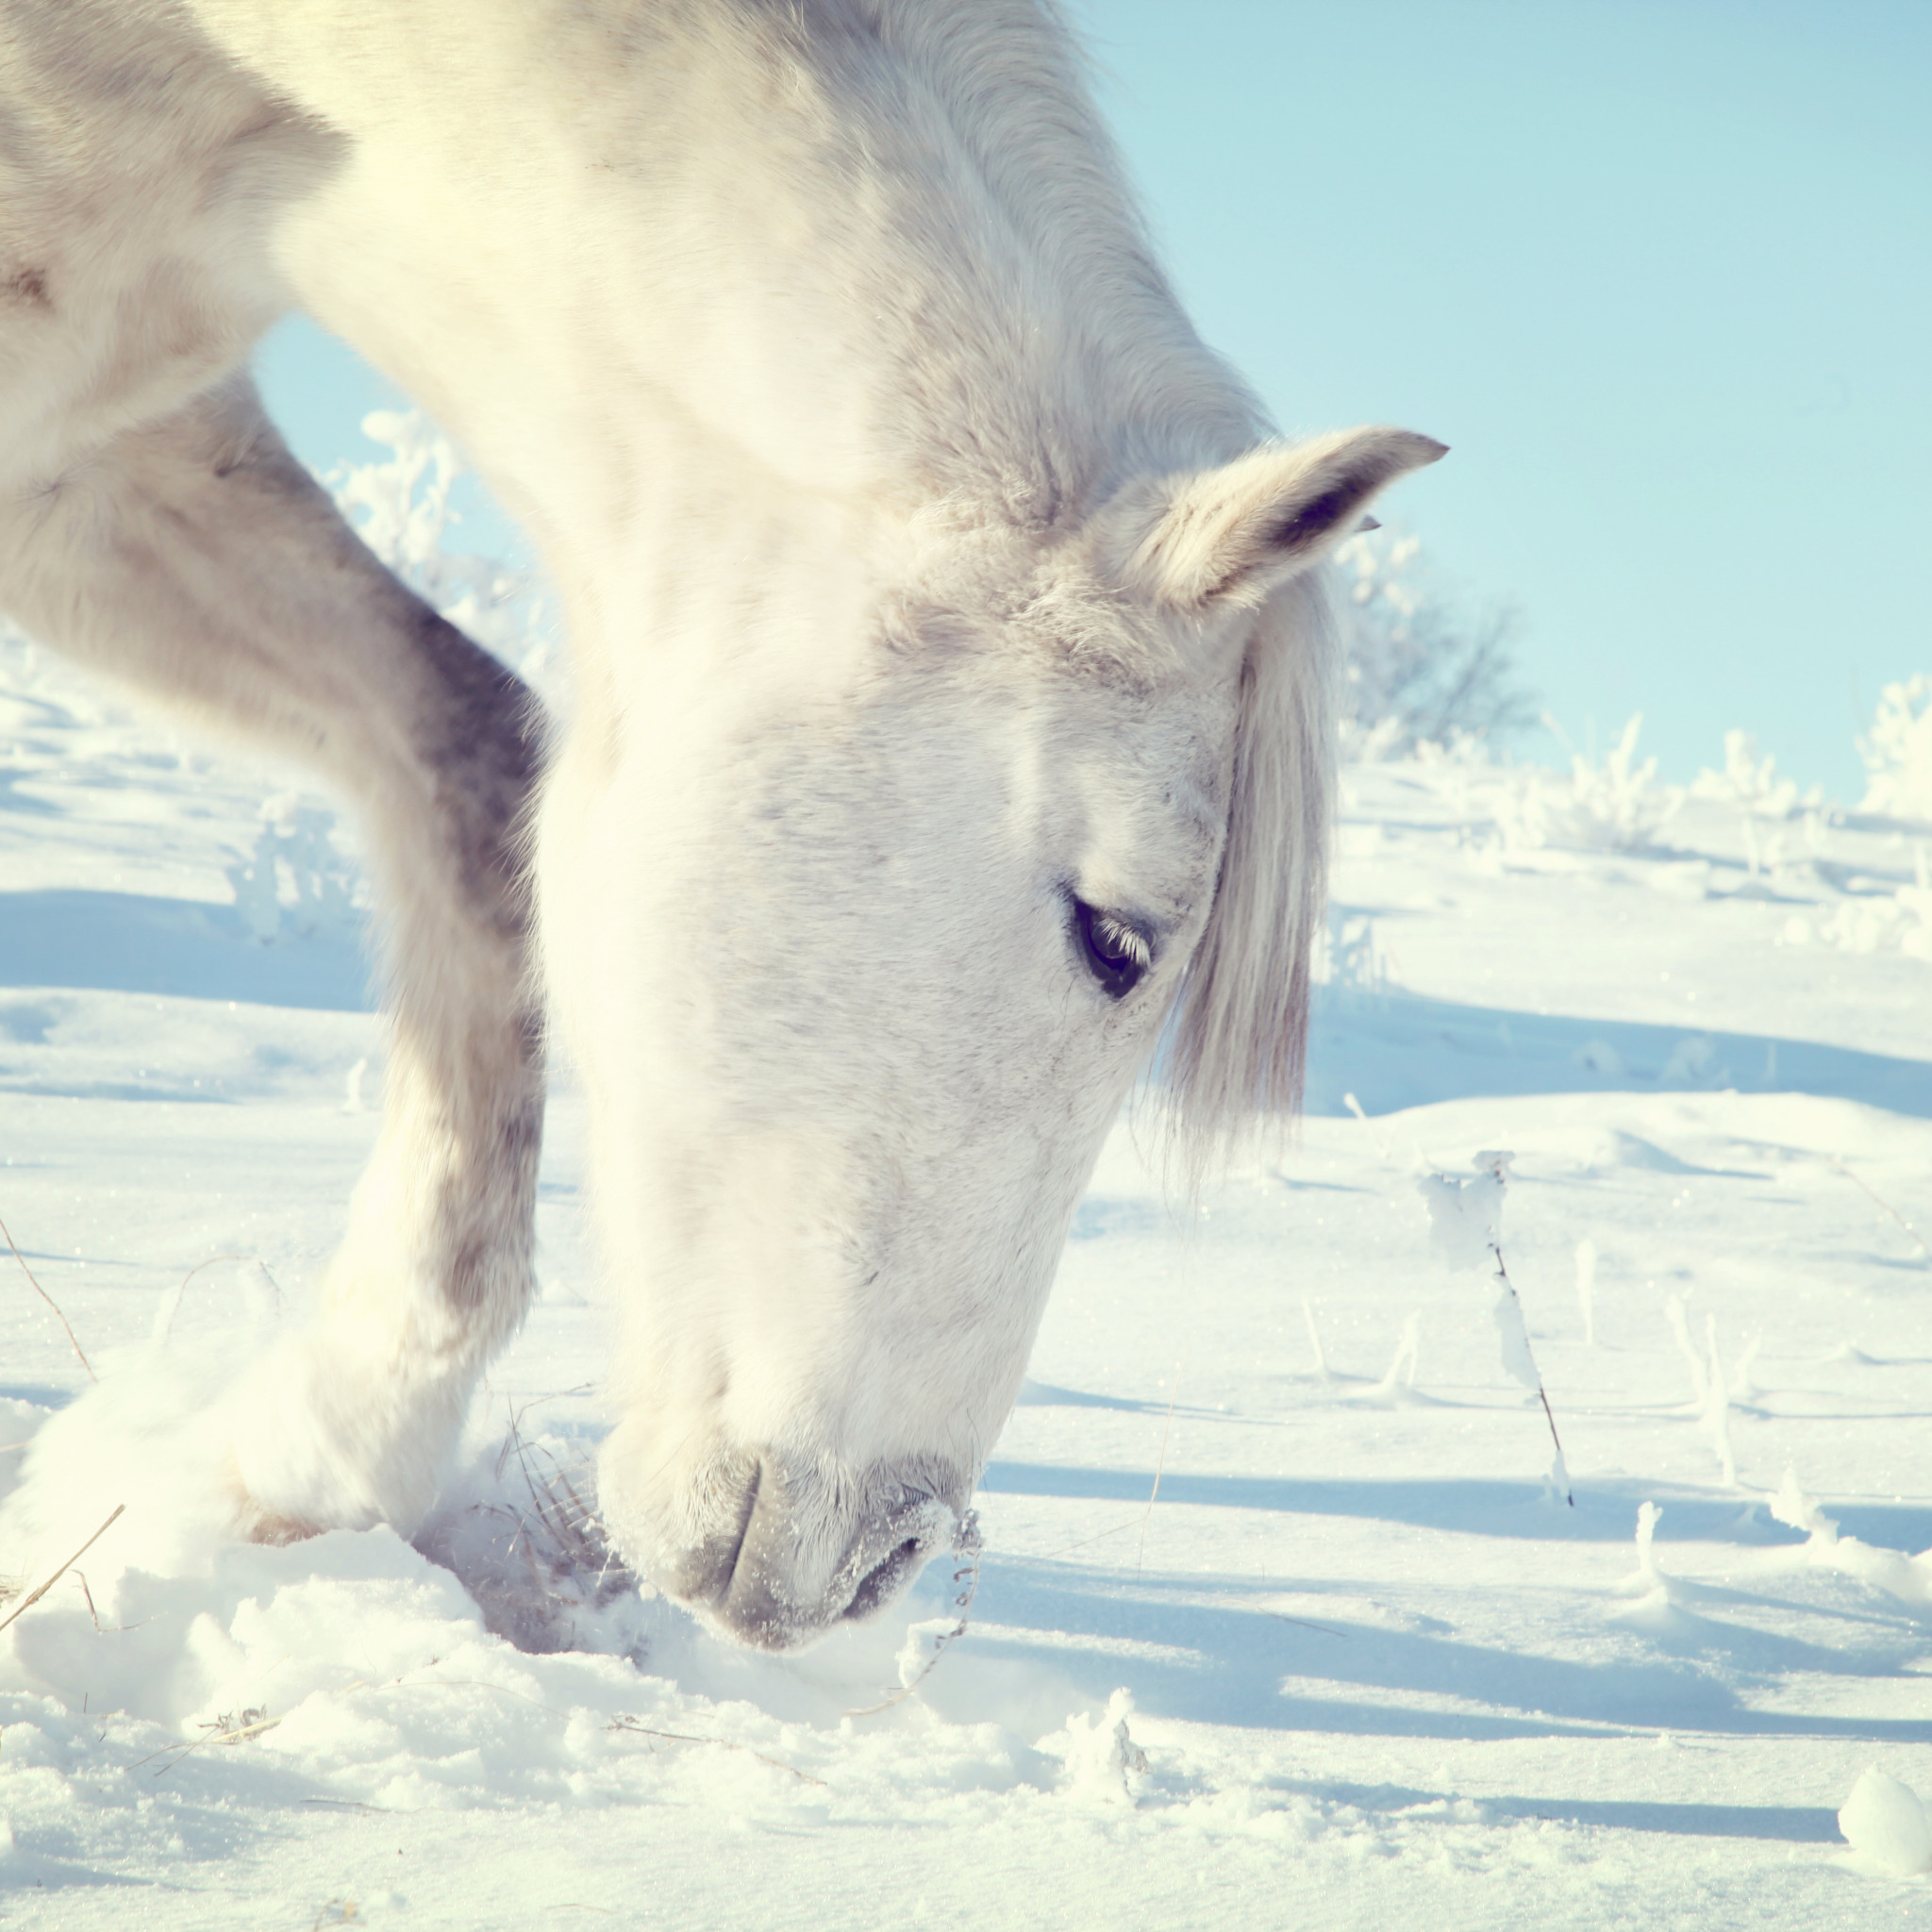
[256,0,1930,799]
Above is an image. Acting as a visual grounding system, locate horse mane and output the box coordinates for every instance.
[1162,568,1340,1174]
[798,1,1341,1170]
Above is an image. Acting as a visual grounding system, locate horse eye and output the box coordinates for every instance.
[1072,899,1151,999]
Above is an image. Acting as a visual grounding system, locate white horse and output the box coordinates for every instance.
[0,0,1441,1649]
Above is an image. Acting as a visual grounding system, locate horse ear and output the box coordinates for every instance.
[1108,427,1447,612]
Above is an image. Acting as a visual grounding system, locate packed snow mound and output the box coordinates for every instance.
[1839,1767,1932,1877]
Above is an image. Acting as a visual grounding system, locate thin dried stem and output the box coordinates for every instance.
[1832,1158,1929,1261]
[0,1504,125,1634]
[1136,1353,1187,1576]
[1491,1243,1574,1507]
[606,1717,826,1786]
[1047,1359,1189,1562]
[846,1509,984,1718]
[0,1211,94,1380]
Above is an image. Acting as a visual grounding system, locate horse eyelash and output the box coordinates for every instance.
[1092,912,1153,967]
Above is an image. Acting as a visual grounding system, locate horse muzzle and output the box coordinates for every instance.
[631,1451,968,1651]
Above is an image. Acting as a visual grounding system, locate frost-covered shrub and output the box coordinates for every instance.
[1333,528,1536,753]
[1690,729,1818,819]
[1859,675,1932,822]
[225,792,367,945]
[324,409,560,708]
[1491,714,1679,853]
[1311,907,1389,998]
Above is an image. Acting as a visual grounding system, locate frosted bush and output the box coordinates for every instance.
[1332,527,1534,752]
[1312,907,1389,998]
[1337,713,1407,764]
[1859,675,1932,822]
[225,792,367,944]
[1690,729,1817,818]
[324,409,560,708]
[1491,714,1679,853]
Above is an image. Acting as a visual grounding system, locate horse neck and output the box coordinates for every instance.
[195,1,1257,658]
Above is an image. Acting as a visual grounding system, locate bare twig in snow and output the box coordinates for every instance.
[0,1504,124,1635]
[847,1508,984,1717]
[1419,1153,1572,1504]
[1831,1158,1929,1263]
[606,1716,826,1786]
[1136,1355,1186,1575]
[0,1211,95,1380]
[1046,1357,1190,1561]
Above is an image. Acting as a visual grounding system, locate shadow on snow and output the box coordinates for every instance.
[0,889,372,1012]
[1306,987,1932,1120]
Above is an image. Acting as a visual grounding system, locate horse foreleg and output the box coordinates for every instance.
[0,375,543,1539]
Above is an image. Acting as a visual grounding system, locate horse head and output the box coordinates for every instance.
[540,426,1443,1648]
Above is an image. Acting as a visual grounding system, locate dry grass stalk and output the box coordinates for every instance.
[410,1400,638,1655]
[1832,1158,1930,1262]
[133,1705,286,1777]
[1046,1359,1188,1563]
[501,1409,627,1597]
[605,1714,827,1786]
[0,1210,95,1380]
[846,1508,984,1718]
[0,1503,124,1635]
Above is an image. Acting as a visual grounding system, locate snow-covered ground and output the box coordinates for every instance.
[3,622,1931,1930]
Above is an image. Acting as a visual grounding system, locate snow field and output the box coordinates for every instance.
[2,626,1931,1926]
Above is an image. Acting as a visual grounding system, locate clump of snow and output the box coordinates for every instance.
[1301,1295,1330,1381]
[0,1341,258,1594]
[1419,1151,1536,1388]
[1574,1237,1598,1346]
[1762,1469,1932,1609]
[1771,1465,1838,1542]
[1790,839,1932,960]
[1416,1151,1510,1274]
[1663,1293,1707,1407]
[1626,1501,1668,1595]
[1839,1767,1932,1876]
[1417,1152,1572,1501]
[1050,1689,1149,1805]
[1372,1312,1422,1400]
[1607,1502,1696,1635]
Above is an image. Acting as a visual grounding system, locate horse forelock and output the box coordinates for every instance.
[1161,569,1341,1180]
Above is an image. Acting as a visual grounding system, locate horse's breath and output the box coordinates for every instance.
[0,1,1443,1649]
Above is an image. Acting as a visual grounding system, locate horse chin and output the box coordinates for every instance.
[601,1435,966,1652]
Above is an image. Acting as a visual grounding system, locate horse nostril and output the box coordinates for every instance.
[842,1535,924,1622]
